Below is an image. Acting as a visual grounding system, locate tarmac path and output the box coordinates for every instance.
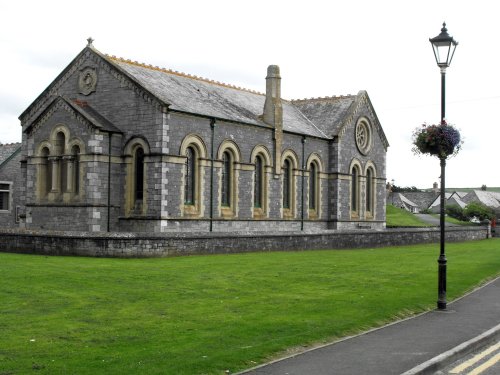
[240,277,500,375]
[415,214,463,227]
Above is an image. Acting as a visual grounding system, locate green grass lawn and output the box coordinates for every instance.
[1,240,499,374]
[386,205,475,227]
[386,204,432,227]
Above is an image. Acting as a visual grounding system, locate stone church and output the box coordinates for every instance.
[9,39,388,233]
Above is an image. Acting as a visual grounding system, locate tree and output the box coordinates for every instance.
[463,202,494,221]
[481,184,487,191]
[391,185,421,193]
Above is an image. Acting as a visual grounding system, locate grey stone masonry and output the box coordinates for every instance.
[0,143,22,228]
[0,226,488,258]
[12,43,388,233]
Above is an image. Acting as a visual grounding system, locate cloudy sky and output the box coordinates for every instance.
[1,0,498,188]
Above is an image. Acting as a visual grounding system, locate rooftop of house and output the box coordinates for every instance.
[104,54,360,139]
[19,41,387,145]
[0,143,21,169]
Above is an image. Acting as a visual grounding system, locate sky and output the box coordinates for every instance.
[1,0,499,189]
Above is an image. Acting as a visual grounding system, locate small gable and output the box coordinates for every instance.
[24,96,122,137]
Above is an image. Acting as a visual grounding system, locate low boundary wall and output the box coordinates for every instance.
[0,226,489,258]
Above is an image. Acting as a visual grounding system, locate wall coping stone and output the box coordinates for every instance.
[0,226,489,259]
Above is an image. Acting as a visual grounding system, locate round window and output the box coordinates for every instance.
[355,120,372,155]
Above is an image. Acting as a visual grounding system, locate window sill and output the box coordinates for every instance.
[282,208,295,219]
[183,204,200,217]
[253,207,267,219]
[221,206,235,218]
[308,209,318,220]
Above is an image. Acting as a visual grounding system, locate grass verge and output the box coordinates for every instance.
[1,239,499,374]
[386,205,432,227]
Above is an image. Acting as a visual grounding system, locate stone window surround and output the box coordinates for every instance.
[0,181,12,212]
[355,117,373,156]
[365,162,377,219]
[124,137,150,216]
[281,149,299,219]
[250,145,272,219]
[350,159,362,219]
[34,124,85,203]
[306,153,323,220]
[217,140,241,218]
[179,134,207,218]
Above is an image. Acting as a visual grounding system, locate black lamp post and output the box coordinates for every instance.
[429,22,458,310]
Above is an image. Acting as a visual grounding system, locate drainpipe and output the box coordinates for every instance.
[107,133,112,232]
[210,118,216,232]
[301,136,305,231]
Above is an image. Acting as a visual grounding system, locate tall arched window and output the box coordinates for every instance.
[184,146,196,205]
[309,162,317,210]
[254,155,263,208]
[351,165,360,214]
[180,134,207,217]
[283,158,291,209]
[71,145,81,196]
[55,132,66,193]
[221,151,232,207]
[366,168,373,214]
[41,147,51,197]
[134,147,145,203]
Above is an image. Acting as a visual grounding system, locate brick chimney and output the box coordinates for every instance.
[263,65,283,174]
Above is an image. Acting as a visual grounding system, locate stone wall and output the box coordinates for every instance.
[0,226,488,258]
[0,144,22,228]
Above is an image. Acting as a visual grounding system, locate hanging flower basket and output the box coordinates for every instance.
[412,121,462,158]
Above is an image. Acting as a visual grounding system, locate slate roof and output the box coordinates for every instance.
[66,98,122,134]
[429,192,453,208]
[105,55,362,139]
[398,193,418,207]
[400,192,439,211]
[290,96,357,137]
[0,143,21,168]
[20,45,384,142]
[469,190,500,208]
[26,96,122,135]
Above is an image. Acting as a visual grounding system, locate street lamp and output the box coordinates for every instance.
[429,22,458,310]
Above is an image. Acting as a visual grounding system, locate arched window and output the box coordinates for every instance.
[221,151,232,207]
[184,146,196,205]
[71,145,81,196]
[351,165,360,214]
[134,147,145,203]
[180,134,207,217]
[254,155,263,208]
[309,162,318,210]
[55,132,66,193]
[41,147,51,197]
[366,168,373,214]
[283,158,292,209]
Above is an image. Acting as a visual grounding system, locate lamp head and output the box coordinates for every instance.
[430,22,458,68]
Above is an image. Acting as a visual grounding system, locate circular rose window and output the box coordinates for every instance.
[355,120,372,155]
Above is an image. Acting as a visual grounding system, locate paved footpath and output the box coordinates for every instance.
[240,277,500,375]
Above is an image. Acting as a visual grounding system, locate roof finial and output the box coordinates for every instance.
[87,37,94,47]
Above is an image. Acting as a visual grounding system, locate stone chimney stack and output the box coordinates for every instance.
[263,65,282,126]
[433,182,439,193]
[263,65,283,174]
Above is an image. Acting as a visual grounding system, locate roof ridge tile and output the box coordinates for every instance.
[105,54,265,96]
[290,95,355,102]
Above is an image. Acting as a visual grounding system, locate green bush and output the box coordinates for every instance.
[446,204,465,221]
[463,202,495,221]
